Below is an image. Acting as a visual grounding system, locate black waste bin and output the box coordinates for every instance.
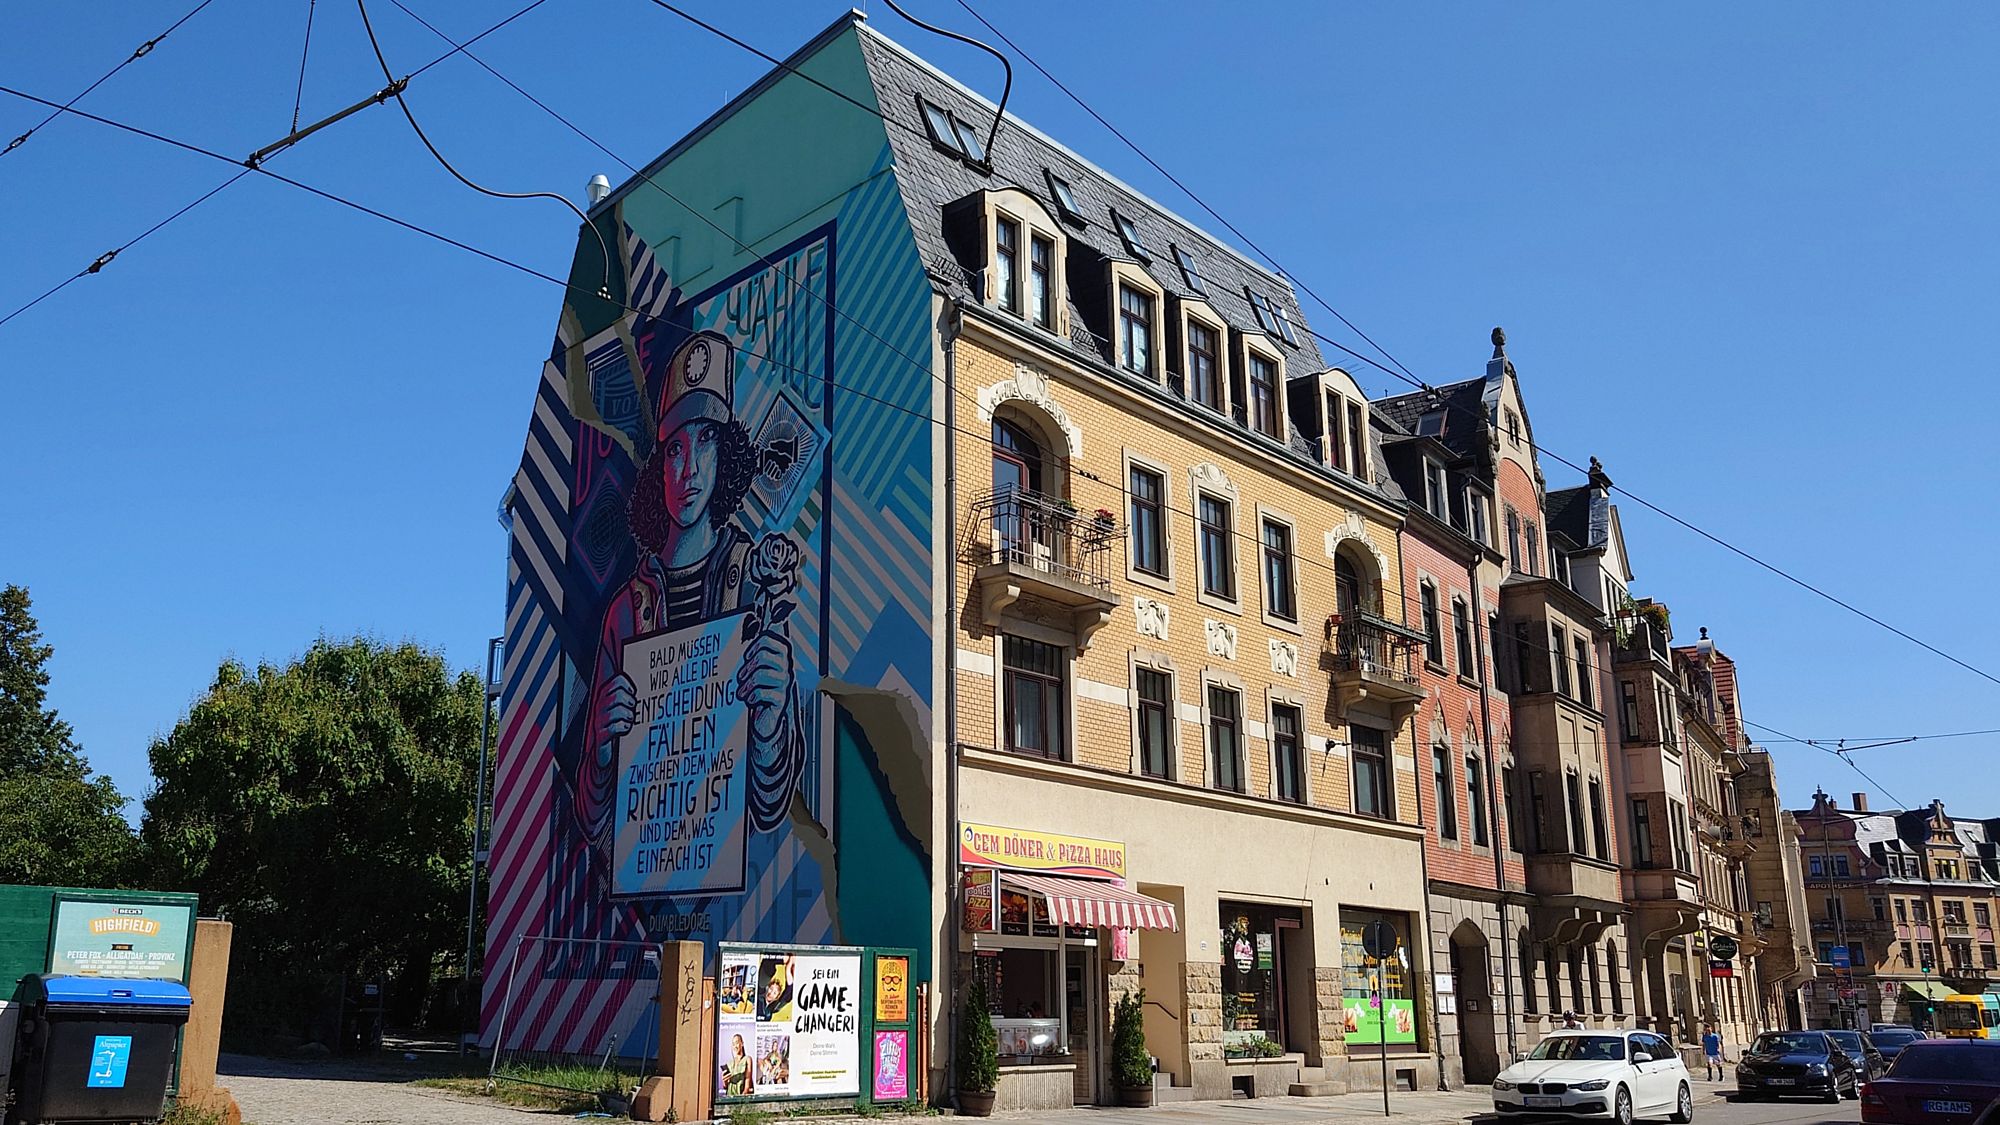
[11,975,191,1125]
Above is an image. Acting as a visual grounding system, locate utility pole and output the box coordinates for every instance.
[462,634,503,1055]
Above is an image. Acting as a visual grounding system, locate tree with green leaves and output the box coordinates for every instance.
[142,637,486,1040]
[0,584,137,887]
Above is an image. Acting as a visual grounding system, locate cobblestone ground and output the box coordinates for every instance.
[220,1053,552,1125]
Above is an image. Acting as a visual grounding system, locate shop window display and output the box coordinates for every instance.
[1340,909,1418,1046]
[1220,903,1296,1057]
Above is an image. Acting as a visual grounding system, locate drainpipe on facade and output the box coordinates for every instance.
[1469,557,1519,1067]
[941,294,964,1099]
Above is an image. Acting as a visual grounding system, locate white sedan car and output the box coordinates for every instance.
[1493,1029,1695,1125]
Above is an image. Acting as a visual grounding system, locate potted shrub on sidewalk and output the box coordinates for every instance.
[957,976,1000,1116]
[1113,989,1155,1107]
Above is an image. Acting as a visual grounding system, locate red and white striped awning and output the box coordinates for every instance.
[1001,873,1179,932]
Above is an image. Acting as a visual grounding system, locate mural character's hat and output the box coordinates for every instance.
[656,330,736,440]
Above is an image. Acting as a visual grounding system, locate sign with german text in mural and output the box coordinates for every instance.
[48,899,194,982]
[958,822,1126,880]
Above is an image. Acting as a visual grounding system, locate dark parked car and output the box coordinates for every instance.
[1872,1028,1927,1065]
[1861,1040,2000,1125]
[1736,1030,1859,1103]
[1829,1030,1890,1080]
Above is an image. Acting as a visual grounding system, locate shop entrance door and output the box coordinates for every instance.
[1064,945,1100,1104]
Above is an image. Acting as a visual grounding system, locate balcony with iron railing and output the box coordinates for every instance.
[1327,612,1428,720]
[964,488,1119,650]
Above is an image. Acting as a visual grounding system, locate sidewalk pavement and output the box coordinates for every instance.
[992,1078,1744,1125]
[995,1087,1496,1125]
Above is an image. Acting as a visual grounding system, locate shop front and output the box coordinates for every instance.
[960,822,1180,1109]
[1339,908,1425,1091]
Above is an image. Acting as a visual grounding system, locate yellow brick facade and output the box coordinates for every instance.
[948,309,1436,1100]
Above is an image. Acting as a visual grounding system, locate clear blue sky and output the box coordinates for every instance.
[5,2,1996,821]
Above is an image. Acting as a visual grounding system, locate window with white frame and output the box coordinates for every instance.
[994,216,1021,315]
[1028,234,1054,329]
[1118,283,1155,378]
[1045,168,1084,224]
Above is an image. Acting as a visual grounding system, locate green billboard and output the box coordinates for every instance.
[47,896,196,982]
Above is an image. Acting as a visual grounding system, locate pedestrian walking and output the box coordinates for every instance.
[1702,1024,1724,1082]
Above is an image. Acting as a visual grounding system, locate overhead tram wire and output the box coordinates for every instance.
[354,0,609,297]
[292,0,319,134]
[3,0,217,159]
[853,0,2000,695]
[0,0,554,331]
[945,0,1427,388]
[5,31,1983,725]
[0,18,1942,709]
[0,74,1540,663]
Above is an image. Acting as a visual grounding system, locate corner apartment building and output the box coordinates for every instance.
[1377,342,1633,1074]
[1794,793,2000,1029]
[937,56,1445,1104]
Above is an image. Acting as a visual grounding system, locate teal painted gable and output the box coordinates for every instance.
[486,18,939,1059]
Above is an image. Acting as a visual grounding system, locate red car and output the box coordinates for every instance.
[1861,1040,2000,1125]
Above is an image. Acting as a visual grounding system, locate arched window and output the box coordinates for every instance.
[992,417,1045,496]
[1335,552,1363,620]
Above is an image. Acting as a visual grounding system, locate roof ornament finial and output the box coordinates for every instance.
[1491,326,1507,358]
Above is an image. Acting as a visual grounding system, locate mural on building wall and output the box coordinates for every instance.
[486,136,937,1057]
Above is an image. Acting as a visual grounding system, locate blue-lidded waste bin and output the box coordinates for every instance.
[11,975,190,1124]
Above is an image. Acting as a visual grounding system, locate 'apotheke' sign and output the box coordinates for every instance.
[959,822,1125,881]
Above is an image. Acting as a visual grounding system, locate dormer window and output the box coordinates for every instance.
[980,190,1066,332]
[1187,319,1222,410]
[1416,409,1445,437]
[1423,459,1447,519]
[1029,234,1054,328]
[1112,210,1151,262]
[994,216,1021,314]
[1118,283,1156,378]
[1246,350,1281,438]
[1248,290,1279,335]
[1172,244,1207,296]
[1045,169,1084,225]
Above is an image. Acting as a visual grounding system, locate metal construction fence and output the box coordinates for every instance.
[488,936,663,1095]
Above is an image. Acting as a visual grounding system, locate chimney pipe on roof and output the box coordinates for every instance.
[1852,792,1870,813]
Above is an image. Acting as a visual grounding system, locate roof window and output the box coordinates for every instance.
[1172,244,1207,296]
[918,97,988,165]
[1045,169,1085,225]
[1247,289,1300,346]
[1112,209,1151,262]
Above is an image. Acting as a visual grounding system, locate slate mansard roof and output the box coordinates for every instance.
[852,20,1326,374]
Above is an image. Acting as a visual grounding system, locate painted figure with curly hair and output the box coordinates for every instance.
[579,330,805,872]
